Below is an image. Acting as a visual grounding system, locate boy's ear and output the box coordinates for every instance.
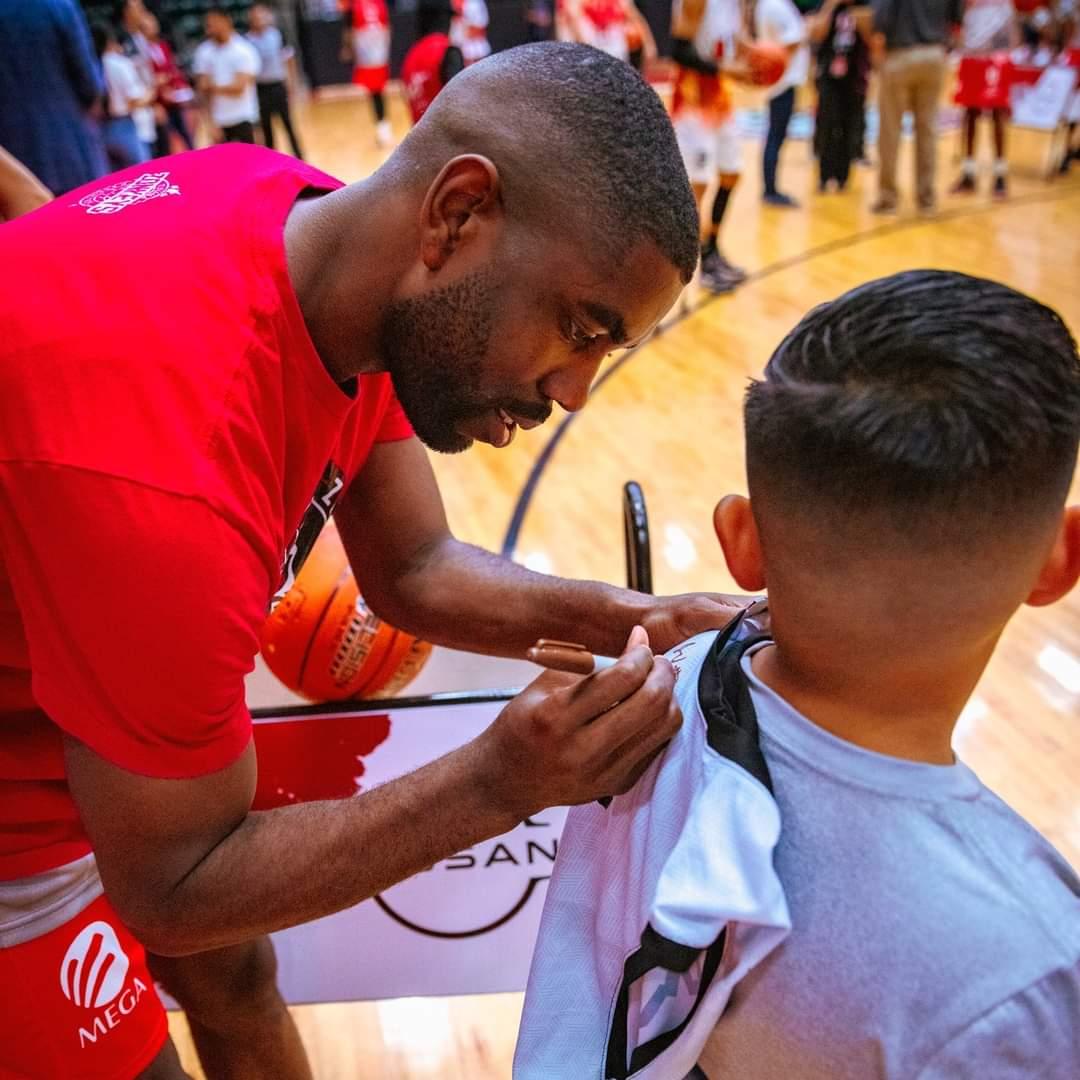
[713,495,766,592]
[1026,505,1080,607]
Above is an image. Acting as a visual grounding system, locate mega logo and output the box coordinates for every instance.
[59,921,149,1049]
[375,810,564,938]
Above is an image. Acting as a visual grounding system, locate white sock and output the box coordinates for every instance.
[993,159,1008,177]
[961,158,977,178]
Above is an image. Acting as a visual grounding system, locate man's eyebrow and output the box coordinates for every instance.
[581,302,628,346]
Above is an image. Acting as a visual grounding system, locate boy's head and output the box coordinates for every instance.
[717,270,1080,658]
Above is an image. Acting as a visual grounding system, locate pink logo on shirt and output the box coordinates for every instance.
[75,172,181,215]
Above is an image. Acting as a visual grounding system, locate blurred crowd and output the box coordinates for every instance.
[0,0,1077,242]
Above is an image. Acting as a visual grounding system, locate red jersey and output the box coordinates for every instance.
[0,146,413,879]
[402,33,452,123]
[348,0,391,91]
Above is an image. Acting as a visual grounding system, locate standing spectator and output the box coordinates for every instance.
[0,0,107,196]
[116,0,152,71]
[871,0,965,214]
[343,0,394,148]
[524,0,557,42]
[452,0,494,64]
[755,0,811,206]
[93,21,156,167]
[811,0,872,191]
[193,7,261,144]
[142,11,195,157]
[248,3,305,158]
[560,0,656,64]
[951,0,1018,196]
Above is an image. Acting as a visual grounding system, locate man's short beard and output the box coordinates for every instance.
[379,271,497,454]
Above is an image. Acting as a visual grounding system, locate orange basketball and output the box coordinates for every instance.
[260,522,431,702]
[746,41,788,88]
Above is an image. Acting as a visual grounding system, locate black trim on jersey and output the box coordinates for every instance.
[603,609,773,1078]
[697,617,773,792]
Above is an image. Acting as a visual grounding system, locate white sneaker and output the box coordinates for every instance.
[375,120,393,148]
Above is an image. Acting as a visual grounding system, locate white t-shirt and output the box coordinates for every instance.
[102,52,155,143]
[451,0,492,64]
[962,0,1014,53]
[755,0,811,99]
[192,36,260,127]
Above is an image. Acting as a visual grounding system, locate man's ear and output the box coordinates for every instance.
[1026,505,1080,607]
[713,495,766,592]
[419,155,502,271]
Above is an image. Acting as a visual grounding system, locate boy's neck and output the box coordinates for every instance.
[749,637,997,766]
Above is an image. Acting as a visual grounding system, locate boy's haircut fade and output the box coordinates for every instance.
[745,270,1080,541]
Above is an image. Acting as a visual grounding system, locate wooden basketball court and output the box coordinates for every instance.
[169,84,1080,1078]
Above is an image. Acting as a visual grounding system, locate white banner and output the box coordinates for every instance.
[248,696,568,1004]
[1011,66,1078,131]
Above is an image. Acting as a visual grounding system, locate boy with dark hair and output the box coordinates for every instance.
[519,269,1080,1078]
[701,269,1080,1077]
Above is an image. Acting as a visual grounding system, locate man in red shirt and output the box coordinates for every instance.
[0,43,729,1079]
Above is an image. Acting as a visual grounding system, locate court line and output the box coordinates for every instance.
[500,183,1080,558]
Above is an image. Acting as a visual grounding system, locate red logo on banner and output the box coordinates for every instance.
[251,714,392,809]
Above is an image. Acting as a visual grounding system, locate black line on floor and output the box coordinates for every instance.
[499,183,1080,558]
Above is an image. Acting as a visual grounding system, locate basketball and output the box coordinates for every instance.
[260,522,431,702]
[745,41,789,88]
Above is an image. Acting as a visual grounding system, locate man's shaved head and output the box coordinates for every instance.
[399,43,700,284]
[291,43,696,454]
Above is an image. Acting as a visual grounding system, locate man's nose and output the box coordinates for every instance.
[538,352,606,414]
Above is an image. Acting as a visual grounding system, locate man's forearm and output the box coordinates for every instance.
[366,536,650,659]
[143,740,518,955]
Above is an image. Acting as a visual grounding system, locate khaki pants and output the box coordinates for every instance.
[877,45,947,208]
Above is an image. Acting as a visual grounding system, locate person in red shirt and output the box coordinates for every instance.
[342,0,395,147]
[403,1,466,124]
[142,10,196,157]
[0,44,738,1080]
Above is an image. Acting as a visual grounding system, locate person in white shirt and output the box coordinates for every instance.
[92,22,155,167]
[754,0,810,207]
[452,0,493,64]
[951,0,1019,196]
[192,6,260,144]
[247,3,304,158]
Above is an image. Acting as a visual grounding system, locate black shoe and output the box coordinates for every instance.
[700,249,743,293]
[950,174,977,194]
[992,175,1008,199]
[763,192,800,208]
[709,251,747,283]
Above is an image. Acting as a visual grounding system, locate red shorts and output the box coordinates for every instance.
[0,894,168,1079]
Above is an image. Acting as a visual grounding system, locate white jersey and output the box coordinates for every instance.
[514,608,791,1080]
[675,0,742,68]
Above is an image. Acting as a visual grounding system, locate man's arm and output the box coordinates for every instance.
[335,438,747,658]
[68,640,678,956]
[0,147,52,221]
[213,71,257,98]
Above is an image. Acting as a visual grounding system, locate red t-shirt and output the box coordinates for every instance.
[402,33,452,123]
[0,146,413,879]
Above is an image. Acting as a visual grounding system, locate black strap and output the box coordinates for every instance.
[697,616,773,792]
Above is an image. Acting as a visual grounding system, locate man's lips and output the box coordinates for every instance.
[459,407,548,447]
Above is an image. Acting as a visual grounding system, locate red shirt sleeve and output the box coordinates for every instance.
[0,464,268,779]
[375,383,414,444]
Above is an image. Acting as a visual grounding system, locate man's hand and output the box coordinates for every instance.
[638,593,756,654]
[475,626,680,818]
